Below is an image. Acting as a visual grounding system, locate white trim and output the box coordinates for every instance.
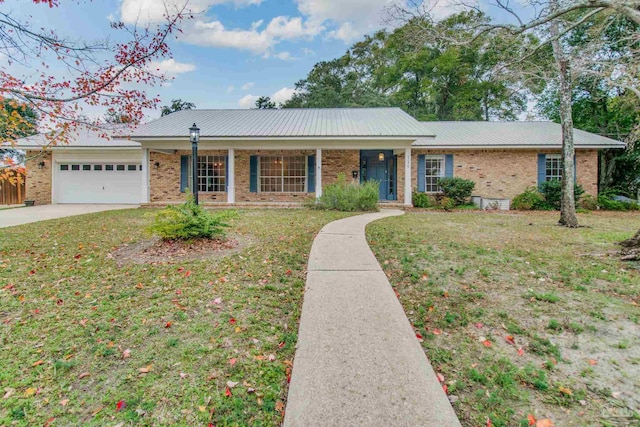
[316,148,322,198]
[141,148,150,203]
[411,144,624,149]
[227,148,235,204]
[51,151,58,204]
[424,155,446,194]
[404,148,411,206]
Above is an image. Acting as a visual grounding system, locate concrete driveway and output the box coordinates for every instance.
[0,204,138,228]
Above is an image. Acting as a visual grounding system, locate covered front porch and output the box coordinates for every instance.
[141,145,416,207]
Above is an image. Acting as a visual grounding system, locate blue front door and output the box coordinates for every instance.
[360,150,395,200]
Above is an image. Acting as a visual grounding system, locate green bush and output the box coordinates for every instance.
[579,194,598,211]
[309,173,379,212]
[147,194,235,240]
[539,179,585,210]
[412,191,433,208]
[597,193,640,211]
[512,187,546,210]
[437,177,475,205]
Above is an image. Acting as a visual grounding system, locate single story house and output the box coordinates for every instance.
[17,108,625,207]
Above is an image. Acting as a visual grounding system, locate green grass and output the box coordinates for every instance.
[367,210,640,427]
[0,208,350,426]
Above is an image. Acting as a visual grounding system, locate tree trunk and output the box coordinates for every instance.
[549,0,579,228]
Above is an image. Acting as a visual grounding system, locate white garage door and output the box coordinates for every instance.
[56,162,142,204]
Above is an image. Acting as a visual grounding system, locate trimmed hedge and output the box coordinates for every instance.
[437,177,475,205]
[308,174,379,212]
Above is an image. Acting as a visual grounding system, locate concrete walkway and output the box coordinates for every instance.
[0,204,138,228]
[284,210,461,427]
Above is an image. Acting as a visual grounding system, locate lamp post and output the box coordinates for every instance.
[189,123,200,204]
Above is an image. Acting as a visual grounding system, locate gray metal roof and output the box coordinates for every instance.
[10,126,140,149]
[413,121,625,148]
[124,108,434,138]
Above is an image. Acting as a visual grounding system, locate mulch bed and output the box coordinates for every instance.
[110,235,245,266]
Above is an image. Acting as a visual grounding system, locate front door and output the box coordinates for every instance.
[360,150,395,200]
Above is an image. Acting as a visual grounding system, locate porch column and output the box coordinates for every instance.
[404,148,412,206]
[141,148,150,204]
[227,148,235,204]
[316,148,322,198]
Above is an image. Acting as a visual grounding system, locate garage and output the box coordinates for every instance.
[53,148,143,204]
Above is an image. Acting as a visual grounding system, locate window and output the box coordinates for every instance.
[105,165,114,171]
[127,164,137,171]
[116,165,125,171]
[60,164,69,171]
[94,165,103,171]
[196,156,226,192]
[546,154,562,181]
[82,164,91,171]
[425,155,445,193]
[259,156,306,193]
[71,164,80,171]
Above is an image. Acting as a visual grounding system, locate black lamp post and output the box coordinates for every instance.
[189,123,200,204]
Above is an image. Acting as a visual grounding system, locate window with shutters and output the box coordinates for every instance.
[425,155,445,193]
[197,156,226,192]
[259,156,306,193]
[545,154,562,181]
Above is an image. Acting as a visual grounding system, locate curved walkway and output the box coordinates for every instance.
[284,210,461,427]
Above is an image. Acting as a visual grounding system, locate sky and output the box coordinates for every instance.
[3,0,524,121]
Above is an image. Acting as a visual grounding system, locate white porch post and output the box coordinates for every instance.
[141,148,150,204]
[227,148,235,204]
[404,147,412,206]
[315,148,322,198]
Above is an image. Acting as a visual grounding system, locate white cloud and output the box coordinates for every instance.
[226,85,235,93]
[271,87,297,105]
[181,19,272,53]
[147,58,196,77]
[120,0,263,25]
[265,16,324,40]
[238,94,260,108]
[328,22,361,42]
[275,51,294,61]
[241,82,255,91]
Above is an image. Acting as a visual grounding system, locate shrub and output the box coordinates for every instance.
[147,194,235,240]
[579,194,598,211]
[310,173,379,212]
[437,177,476,205]
[597,193,640,211]
[539,179,585,210]
[438,196,456,210]
[512,187,545,210]
[412,191,433,208]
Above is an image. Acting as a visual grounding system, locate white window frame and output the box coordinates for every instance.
[545,154,562,181]
[196,155,227,193]
[424,155,445,193]
[258,155,308,193]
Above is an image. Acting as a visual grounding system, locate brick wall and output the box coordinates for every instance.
[149,150,227,203]
[25,150,52,205]
[411,149,599,200]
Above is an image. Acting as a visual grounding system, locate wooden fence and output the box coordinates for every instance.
[0,171,25,205]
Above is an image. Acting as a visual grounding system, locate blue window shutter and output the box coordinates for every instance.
[445,154,454,178]
[225,155,229,192]
[249,155,258,193]
[307,155,316,193]
[537,154,546,186]
[180,155,189,193]
[417,155,426,193]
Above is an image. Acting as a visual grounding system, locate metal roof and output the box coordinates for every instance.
[413,121,625,148]
[10,126,140,149]
[123,108,434,138]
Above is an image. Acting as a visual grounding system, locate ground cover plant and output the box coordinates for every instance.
[0,208,350,426]
[367,211,640,427]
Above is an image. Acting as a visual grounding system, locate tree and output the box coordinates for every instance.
[0,99,36,172]
[388,1,639,228]
[161,99,196,116]
[0,0,188,177]
[255,96,276,109]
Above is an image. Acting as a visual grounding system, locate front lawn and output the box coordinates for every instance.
[367,211,640,427]
[0,208,349,426]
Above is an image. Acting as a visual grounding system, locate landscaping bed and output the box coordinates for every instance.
[367,211,640,427]
[0,208,349,426]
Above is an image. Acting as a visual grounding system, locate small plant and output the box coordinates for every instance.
[437,177,476,205]
[309,173,379,212]
[539,179,585,210]
[579,194,598,210]
[412,191,433,208]
[438,196,456,210]
[547,319,562,331]
[511,187,545,210]
[147,194,235,240]
[527,291,560,303]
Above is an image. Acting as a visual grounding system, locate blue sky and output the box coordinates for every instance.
[4,0,522,120]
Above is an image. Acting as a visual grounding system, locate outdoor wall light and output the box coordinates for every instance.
[154,161,160,169]
[352,170,358,179]
[37,161,45,169]
[378,152,385,161]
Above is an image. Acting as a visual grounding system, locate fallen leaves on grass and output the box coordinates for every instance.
[527,414,536,425]
[139,365,153,374]
[229,358,237,366]
[505,335,515,345]
[275,400,285,413]
[558,386,572,396]
[116,400,126,412]
[225,387,232,397]
[78,372,90,379]
[536,420,555,427]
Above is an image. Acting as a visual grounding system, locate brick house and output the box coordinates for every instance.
[18,108,624,207]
